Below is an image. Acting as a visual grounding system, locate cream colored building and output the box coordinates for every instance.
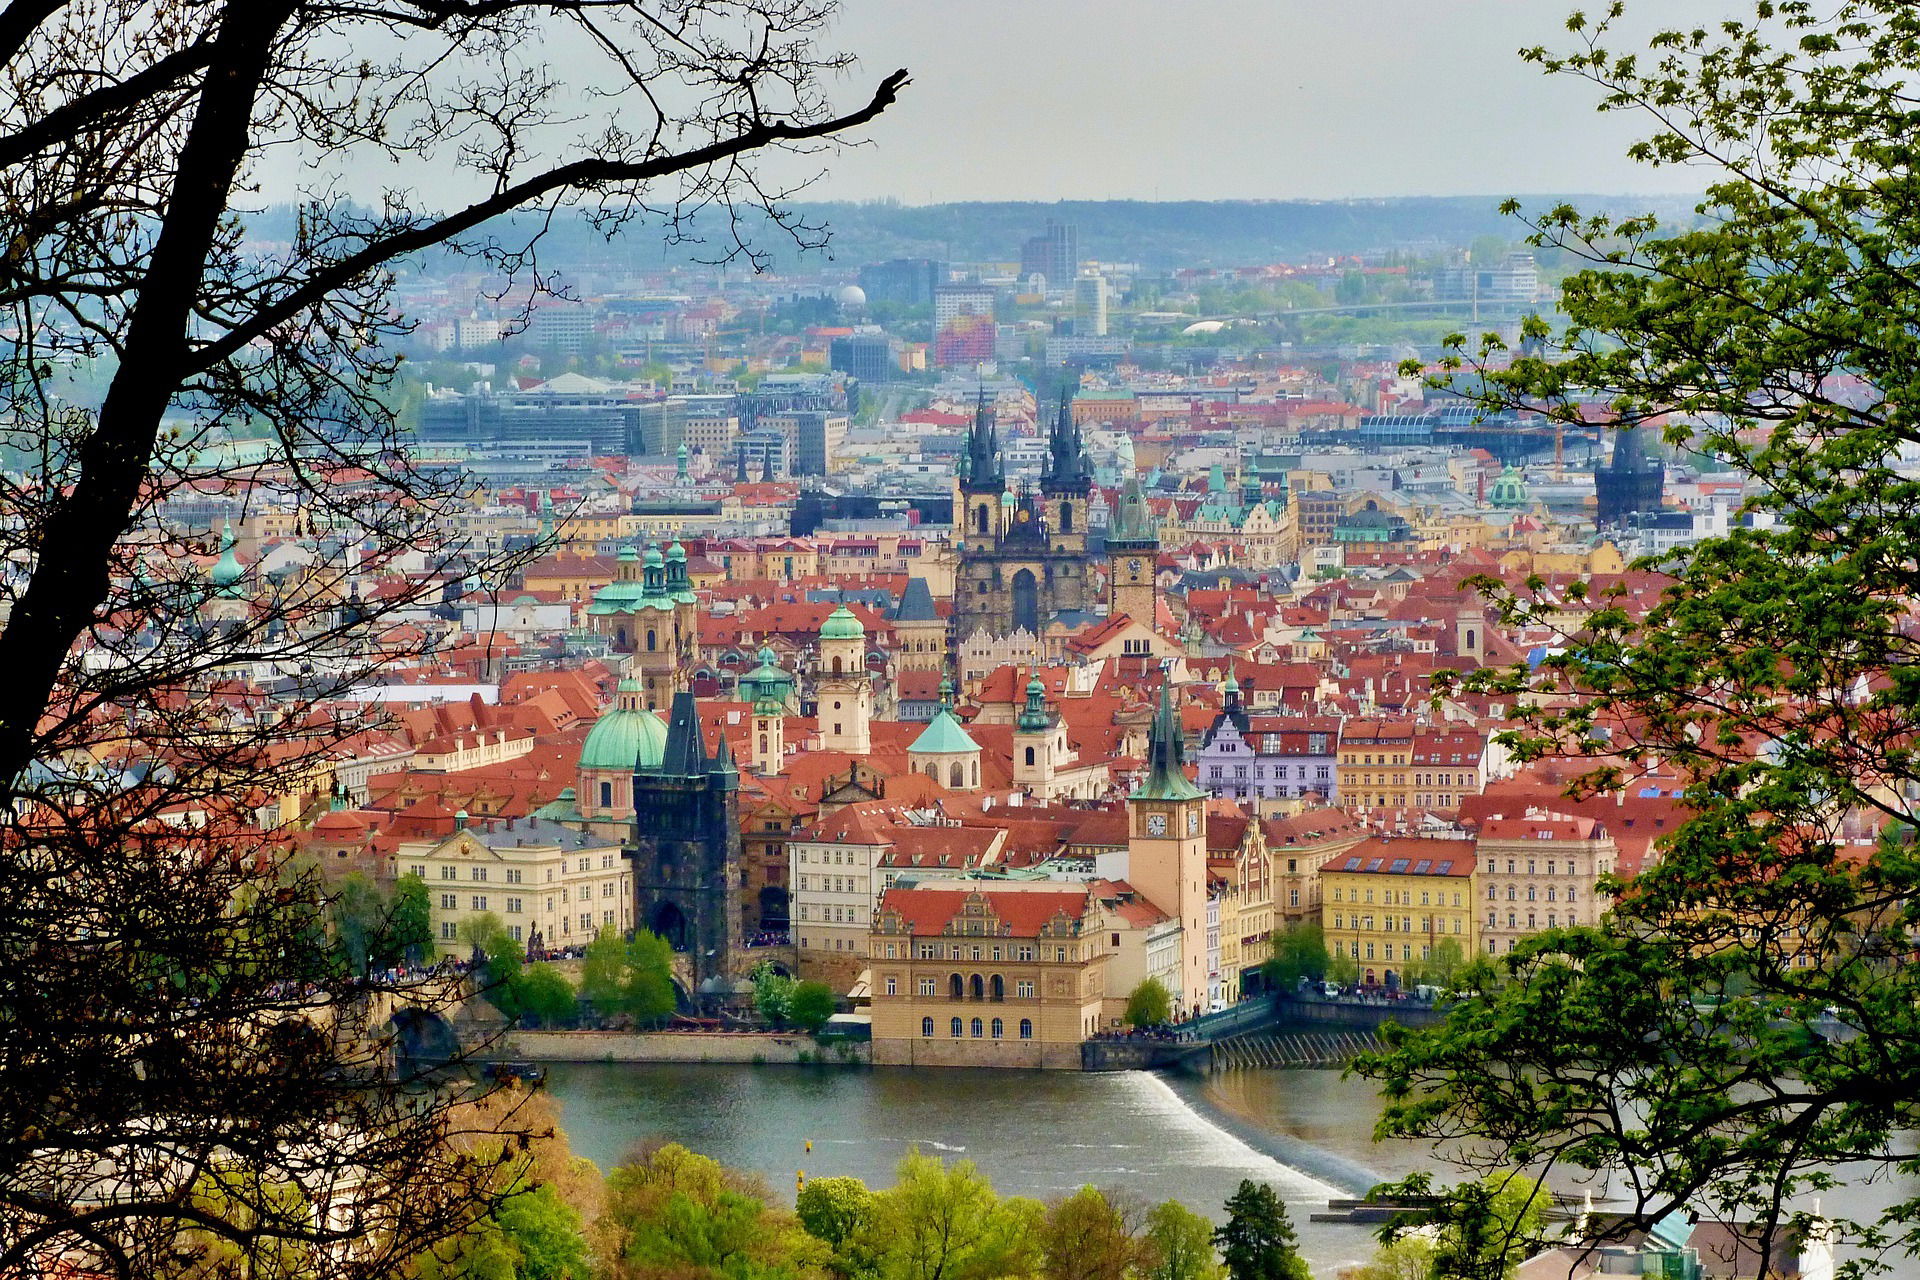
[397,817,630,955]
[1474,811,1617,956]
[868,882,1113,1069]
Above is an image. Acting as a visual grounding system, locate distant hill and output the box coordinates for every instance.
[248,194,1701,276]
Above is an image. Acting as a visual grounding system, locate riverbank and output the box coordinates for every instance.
[510,1030,870,1066]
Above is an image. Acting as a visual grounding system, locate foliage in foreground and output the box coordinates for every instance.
[1354,3,1920,1274]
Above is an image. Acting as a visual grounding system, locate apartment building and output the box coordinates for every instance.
[397,817,630,955]
[1474,811,1617,955]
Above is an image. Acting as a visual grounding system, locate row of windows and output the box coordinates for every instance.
[798,848,860,865]
[1487,884,1578,902]
[889,973,1038,1001]
[1343,941,1421,961]
[799,876,861,893]
[798,904,861,923]
[1333,887,1466,907]
[1208,764,1333,781]
[418,861,613,883]
[923,1016,1032,1039]
[880,942,1042,962]
[1332,915,1465,935]
[438,911,617,940]
[1490,911,1562,930]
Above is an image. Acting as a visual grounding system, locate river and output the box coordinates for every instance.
[543,1062,1920,1278]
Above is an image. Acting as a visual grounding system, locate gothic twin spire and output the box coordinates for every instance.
[961,389,1090,494]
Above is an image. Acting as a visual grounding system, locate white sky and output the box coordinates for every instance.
[804,0,1732,202]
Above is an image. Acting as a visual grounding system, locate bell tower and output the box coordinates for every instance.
[1126,681,1209,1018]
[815,606,871,755]
[955,388,1005,554]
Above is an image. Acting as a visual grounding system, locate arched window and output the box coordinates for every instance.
[616,626,628,649]
[1466,628,1477,650]
[971,761,979,787]
[950,762,964,787]
[990,974,1004,1002]
[832,655,843,674]
[599,781,612,809]
[969,974,984,1001]
[1024,746,1035,767]
[1019,1018,1033,1040]
[970,1017,983,1038]
[991,1017,1004,1038]
[949,973,963,999]
[921,1017,934,1038]
[950,1017,963,1038]
[976,504,989,535]
[1060,503,1074,534]
[646,628,657,651]
[759,734,769,755]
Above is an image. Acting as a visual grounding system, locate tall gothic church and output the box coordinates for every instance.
[949,394,1095,653]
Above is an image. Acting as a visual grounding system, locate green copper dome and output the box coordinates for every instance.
[579,681,669,771]
[820,605,865,640]
[209,521,245,598]
[910,709,978,755]
[643,545,665,569]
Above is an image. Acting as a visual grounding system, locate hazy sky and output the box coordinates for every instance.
[804,0,1728,202]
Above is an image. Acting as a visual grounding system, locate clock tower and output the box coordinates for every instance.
[1106,467,1159,625]
[1126,681,1209,1018]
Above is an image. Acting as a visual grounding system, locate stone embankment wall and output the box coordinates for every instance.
[508,1030,870,1066]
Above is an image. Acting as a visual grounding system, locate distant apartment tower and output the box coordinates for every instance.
[1074,274,1110,337]
[759,410,849,477]
[1019,219,1078,292]
[859,258,946,307]
[933,283,999,368]
[830,333,901,383]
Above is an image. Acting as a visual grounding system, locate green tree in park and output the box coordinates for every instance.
[1124,978,1173,1029]
[1353,2,1920,1269]
[1040,1186,1153,1280]
[1261,923,1330,990]
[1143,1201,1223,1280]
[798,1175,877,1251]
[582,929,678,1025]
[862,1149,1042,1280]
[1212,1182,1308,1280]
[754,961,797,1027]
[788,980,838,1034]
[389,872,437,966]
[1368,1173,1548,1280]
[516,964,579,1029]
[462,913,527,1023]
[600,1142,826,1280]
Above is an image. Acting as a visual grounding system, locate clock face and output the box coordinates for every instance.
[1128,558,1142,576]
[1145,812,1168,837]
[1187,809,1201,836]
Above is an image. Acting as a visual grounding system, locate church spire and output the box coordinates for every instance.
[1132,681,1205,801]
[962,386,1002,491]
[1043,396,1090,492]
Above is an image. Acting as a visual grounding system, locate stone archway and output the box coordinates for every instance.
[649,900,690,952]
[388,1006,459,1069]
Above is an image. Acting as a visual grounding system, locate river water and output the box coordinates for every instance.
[543,1062,1920,1278]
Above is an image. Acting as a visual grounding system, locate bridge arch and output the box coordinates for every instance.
[388,1005,459,1069]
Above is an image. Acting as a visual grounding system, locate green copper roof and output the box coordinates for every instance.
[820,605,865,640]
[1131,682,1205,802]
[910,709,978,755]
[209,521,245,597]
[579,682,669,771]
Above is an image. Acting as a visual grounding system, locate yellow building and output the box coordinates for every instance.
[868,883,1112,1069]
[396,817,631,956]
[1320,836,1476,988]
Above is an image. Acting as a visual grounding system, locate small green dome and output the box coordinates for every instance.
[579,683,669,772]
[643,545,665,568]
[757,645,778,667]
[619,546,639,562]
[1026,674,1046,698]
[1000,490,1015,507]
[1222,671,1240,695]
[209,521,245,595]
[667,541,687,562]
[820,605,865,640]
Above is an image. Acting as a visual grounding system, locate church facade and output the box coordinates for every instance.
[949,395,1095,659]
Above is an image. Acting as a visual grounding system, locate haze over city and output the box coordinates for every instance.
[4,4,1916,1280]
